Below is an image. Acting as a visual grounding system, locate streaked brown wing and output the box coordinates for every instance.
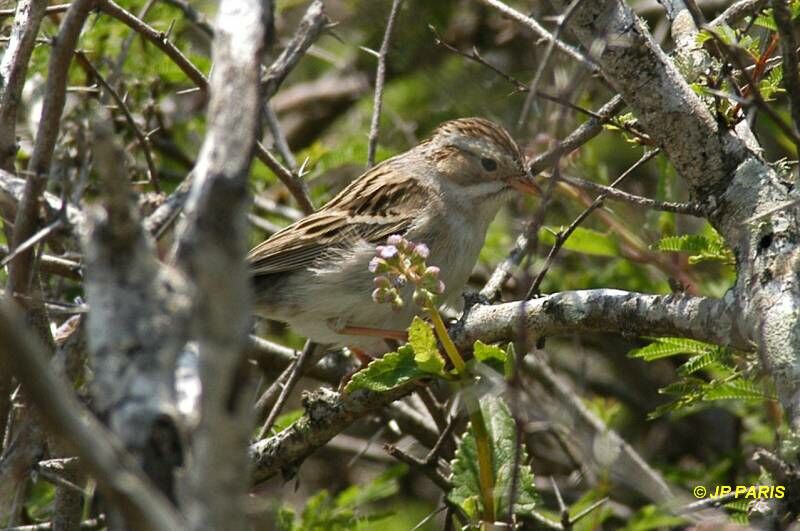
[248,161,431,275]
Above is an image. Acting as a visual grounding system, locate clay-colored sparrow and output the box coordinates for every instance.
[248,117,538,352]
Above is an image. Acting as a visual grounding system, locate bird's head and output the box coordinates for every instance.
[423,117,541,201]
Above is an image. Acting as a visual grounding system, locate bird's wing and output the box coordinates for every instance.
[248,162,433,275]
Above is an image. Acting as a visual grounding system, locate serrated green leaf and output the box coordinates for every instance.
[658,377,706,396]
[344,345,429,393]
[677,350,727,376]
[652,234,711,253]
[449,396,538,521]
[473,340,507,375]
[703,380,774,401]
[539,226,619,257]
[629,337,716,361]
[408,316,445,376]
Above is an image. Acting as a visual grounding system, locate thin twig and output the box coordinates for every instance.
[559,174,705,216]
[160,0,214,39]
[0,217,63,269]
[708,0,768,28]
[74,50,161,192]
[384,443,451,491]
[255,142,315,214]
[263,103,296,170]
[248,213,283,235]
[771,0,800,152]
[478,0,597,71]
[529,96,626,174]
[431,30,606,123]
[705,29,800,148]
[367,0,403,168]
[527,149,659,297]
[253,194,302,221]
[257,340,317,439]
[97,0,208,88]
[0,246,81,280]
[678,491,739,513]
[261,0,328,100]
[424,415,457,464]
[0,516,106,530]
[480,155,561,302]
[0,4,69,18]
[110,0,158,84]
[570,496,608,524]
[8,0,94,349]
[518,0,590,127]
[551,476,570,529]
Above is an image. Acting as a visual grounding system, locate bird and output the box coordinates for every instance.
[247,117,539,354]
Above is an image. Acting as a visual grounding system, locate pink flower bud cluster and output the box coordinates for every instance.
[369,235,445,310]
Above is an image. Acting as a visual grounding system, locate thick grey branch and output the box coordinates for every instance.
[547,0,742,195]
[0,301,185,531]
[174,0,266,529]
[250,289,746,482]
[83,114,191,501]
[549,0,800,430]
[0,0,46,171]
[452,289,748,350]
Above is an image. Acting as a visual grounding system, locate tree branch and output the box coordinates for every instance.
[366,0,403,167]
[0,301,185,531]
[250,289,748,482]
[452,290,749,351]
[174,0,266,528]
[0,0,46,172]
[83,112,191,501]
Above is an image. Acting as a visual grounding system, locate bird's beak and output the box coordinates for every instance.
[508,171,542,196]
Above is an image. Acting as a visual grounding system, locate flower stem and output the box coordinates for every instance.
[465,391,496,523]
[428,308,467,374]
[426,305,494,523]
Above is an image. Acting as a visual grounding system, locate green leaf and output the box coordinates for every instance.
[282,465,407,530]
[539,226,619,257]
[473,340,507,375]
[449,396,538,521]
[344,345,429,393]
[336,465,406,507]
[652,229,735,265]
[276,507,296,531]
[703,379,774,401]
[629,337,716,361]
[677,350,728,376]
[622,504,686,531]
[271,409,304,434]
[408,316,445,376]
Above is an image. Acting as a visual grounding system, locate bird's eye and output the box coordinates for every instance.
[481,157,498,172]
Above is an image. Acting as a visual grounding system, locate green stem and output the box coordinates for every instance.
[465,390,496,523]
[428,308,467,374]
[426,305,494,523]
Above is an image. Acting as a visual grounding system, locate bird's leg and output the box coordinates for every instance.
[347,346,374,366]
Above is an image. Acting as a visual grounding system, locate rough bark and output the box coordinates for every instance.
[547,0,800,430]
[173,0,267,529]
[83,114,192,501]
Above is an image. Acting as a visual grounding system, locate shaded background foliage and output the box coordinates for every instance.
[0,0,794,528]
